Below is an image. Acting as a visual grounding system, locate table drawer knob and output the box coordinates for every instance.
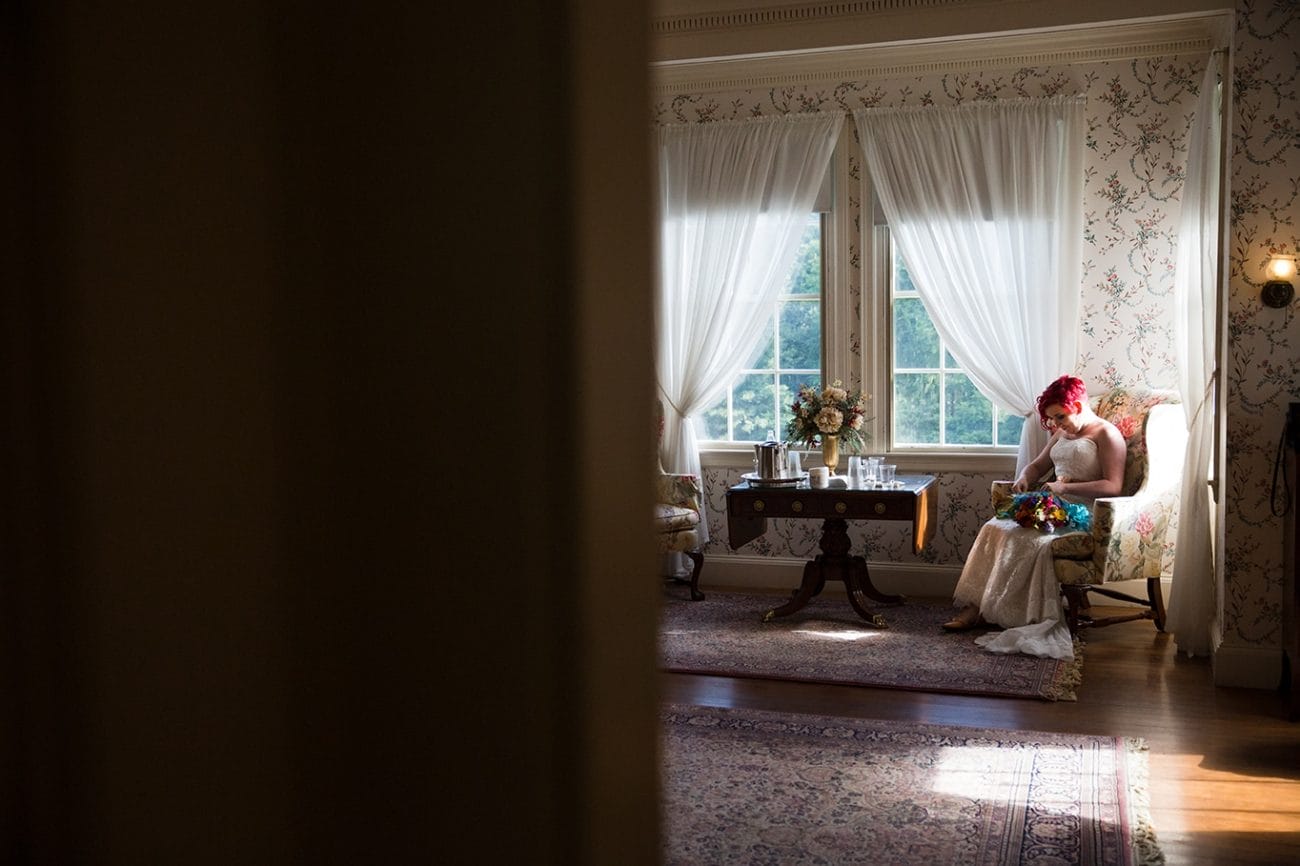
[791,501,803,513]
[835,501,847,514]
[753,500,765,512]
[874,502,886,514]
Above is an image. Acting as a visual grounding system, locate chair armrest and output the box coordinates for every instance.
[1091,488,1178,582]
[657,472,702,515]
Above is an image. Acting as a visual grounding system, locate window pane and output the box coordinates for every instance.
[894,253,917,293]
[944,373,993,445]
[779,298,820,369]
[998,407,1026,447]
[779,372,819,439]
[944,348,961,369]
[787,214,821,296]
[699,391,729,440]
[894,297,939,369]
[894,372,939,445]
[731,373,777,442]
[750,317,775,369]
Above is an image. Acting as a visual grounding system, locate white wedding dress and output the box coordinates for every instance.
[952,436,1101,660]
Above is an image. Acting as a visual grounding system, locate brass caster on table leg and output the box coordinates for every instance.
[763,609,776,623]
[870,614,888,629]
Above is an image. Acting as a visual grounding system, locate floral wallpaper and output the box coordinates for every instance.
[657,0,1300,661]
[1224,0,1298,650]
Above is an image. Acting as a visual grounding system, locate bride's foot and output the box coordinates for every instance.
[942,604,984,631]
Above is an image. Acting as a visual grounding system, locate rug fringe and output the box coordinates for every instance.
[1042,636,1085,701]
[1125,737,1167,865]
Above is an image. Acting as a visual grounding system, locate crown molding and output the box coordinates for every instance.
[651,11,1231,95]
[653,0,957,35]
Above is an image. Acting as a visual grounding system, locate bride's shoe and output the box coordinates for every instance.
[942,604,985,631]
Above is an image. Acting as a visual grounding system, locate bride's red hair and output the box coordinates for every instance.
[1036,376,1089,430]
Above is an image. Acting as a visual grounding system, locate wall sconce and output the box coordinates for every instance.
[1262,254,1296,308]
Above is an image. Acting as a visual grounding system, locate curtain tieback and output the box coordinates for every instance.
[658,386,687,420]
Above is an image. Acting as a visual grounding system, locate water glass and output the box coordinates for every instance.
[864,456,881,484]
[789,450,802,476]
[847,456,860,487]
[880,463,897,487]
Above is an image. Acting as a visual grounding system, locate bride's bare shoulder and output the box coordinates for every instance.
[1092,420,1126,449]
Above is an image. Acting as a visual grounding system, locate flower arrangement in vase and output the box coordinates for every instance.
[785,379,870,474]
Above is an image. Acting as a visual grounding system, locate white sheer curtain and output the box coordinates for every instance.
[657,112,843,544]
[1167,56,1224,658]
[853,97,1085,474]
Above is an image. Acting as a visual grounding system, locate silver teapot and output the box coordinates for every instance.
[754,440,790,479]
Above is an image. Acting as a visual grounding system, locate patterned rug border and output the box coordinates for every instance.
[661,702,1163,866]
[661,590,1084,701]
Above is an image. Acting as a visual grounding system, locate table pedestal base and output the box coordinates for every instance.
[763,517,905,627]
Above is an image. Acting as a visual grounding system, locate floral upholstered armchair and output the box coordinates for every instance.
[991,388,1187,633]
[656,401,705,600]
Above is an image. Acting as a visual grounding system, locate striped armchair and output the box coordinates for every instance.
[991,388,1186,633]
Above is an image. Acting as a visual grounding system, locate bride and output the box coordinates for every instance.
[944,375,1126,660]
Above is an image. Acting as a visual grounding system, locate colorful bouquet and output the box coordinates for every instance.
[785,379,870,450]
[997,491,1092,533]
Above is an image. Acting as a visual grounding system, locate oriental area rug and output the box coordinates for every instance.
[661,704,1163,866]
[660,590,1082,701]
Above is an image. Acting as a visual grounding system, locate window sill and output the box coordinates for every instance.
[699,445,1016,475]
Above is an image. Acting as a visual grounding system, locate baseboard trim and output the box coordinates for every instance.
[700,554,962,601]
[699,556,1169,607]
[1213,643,1285,690]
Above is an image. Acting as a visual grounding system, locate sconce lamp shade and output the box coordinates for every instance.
[1267,255,1298,280]
[1263,254,1296,308]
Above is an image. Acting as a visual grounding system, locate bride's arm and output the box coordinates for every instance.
[1012,433,1060,492]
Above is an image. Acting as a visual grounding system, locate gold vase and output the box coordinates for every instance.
[821,434,839,476]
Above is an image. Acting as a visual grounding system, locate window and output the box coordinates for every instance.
[888,241,1023,449]
[700,212,824,442]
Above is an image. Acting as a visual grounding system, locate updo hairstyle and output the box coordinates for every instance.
[1035,375,1089,430]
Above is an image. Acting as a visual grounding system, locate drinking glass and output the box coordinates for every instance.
[847,456,861,488]
[864,457,881,484]
[789,450,802,476]
[880,463,897,487]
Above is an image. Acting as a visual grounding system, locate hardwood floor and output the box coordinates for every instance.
[661,597,1300,865]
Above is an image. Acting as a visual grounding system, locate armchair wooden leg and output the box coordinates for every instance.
[1147,576,1166,631]
[686,551,705,601]
[1062,584,1089,634]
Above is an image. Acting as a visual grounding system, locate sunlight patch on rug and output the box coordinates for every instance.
[790,627,887,641]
